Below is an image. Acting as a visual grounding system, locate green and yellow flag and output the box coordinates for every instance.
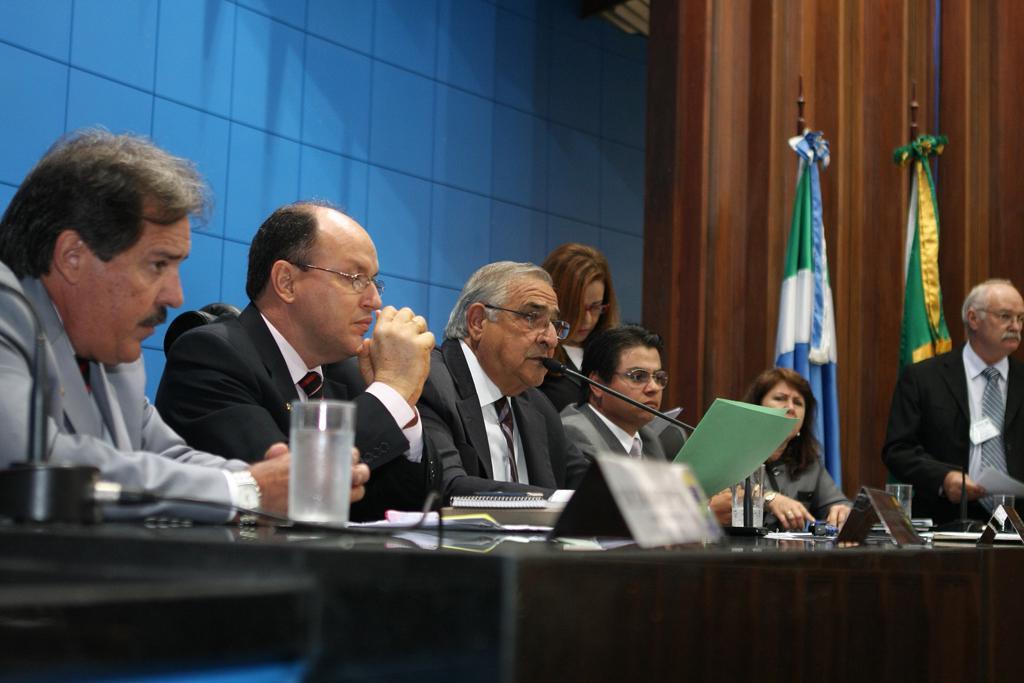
[893,135,952,367]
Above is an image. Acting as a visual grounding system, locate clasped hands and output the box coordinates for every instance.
[358,305,435,407]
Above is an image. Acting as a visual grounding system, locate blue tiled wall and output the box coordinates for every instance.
[0,0,647,399]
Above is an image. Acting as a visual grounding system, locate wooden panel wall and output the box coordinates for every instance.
[643,0,1024,494]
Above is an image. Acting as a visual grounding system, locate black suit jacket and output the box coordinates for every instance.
[882,346,1024,523]
[418,339,591,500]
[538,356,583,412]
[155,304,438,521]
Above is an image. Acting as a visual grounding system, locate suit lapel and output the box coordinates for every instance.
[239,305,300,411]
[580,404,626,454]
[21,278,102,438]
[90,364,131,448]
[442,340,494,478]
[938,349,970,422]
[1005,358,1024,429]
[513,393,555,487]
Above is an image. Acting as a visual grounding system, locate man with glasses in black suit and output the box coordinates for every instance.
[156,201,437,520]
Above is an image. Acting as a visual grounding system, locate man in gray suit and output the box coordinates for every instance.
[560,325,670,461]
[0,130,368,521]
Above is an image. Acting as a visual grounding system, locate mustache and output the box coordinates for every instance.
[1003,332,1022,341]
[139,307,167,327]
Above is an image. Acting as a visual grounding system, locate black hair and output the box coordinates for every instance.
[578,324,664,405]
[245,201,337,302]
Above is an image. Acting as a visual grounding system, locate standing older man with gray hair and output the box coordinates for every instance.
[884,278,1024,524]
[418,262,590,499]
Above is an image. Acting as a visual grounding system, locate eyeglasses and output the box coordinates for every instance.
[583,302,610,315]
[483,303,570,340]
[981,309,1024,326]
[618,368,669,388]
[292,263,385,295]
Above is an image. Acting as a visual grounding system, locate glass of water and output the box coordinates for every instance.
[289,400,356,524]
[885,483,913,520]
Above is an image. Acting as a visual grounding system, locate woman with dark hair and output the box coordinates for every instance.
[742,367,851,530]
[539,243,620,410]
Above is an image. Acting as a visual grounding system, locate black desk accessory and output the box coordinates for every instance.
[977,504,1024,545]
[934,465,981,532]
[835,486,926,546]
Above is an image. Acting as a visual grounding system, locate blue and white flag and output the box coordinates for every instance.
[773,131,842,486]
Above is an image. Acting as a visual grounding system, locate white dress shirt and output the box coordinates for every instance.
[459,341,529,483]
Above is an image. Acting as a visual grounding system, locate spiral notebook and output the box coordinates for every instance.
[444,493,559,527]
[449,494,548,509]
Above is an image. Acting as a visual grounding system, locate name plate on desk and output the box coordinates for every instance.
[550,453,721,547]
[977,505,1024,545]
[836,486,926,546]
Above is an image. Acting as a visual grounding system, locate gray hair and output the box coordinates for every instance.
[962,278,1015,328]
[443,261,552,340]
[0,128,209,278]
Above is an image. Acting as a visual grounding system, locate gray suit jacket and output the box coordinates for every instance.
[0,264,246,521]
[560,403,668,461]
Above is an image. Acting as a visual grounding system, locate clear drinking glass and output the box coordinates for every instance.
[731,464,765,527]
[289,400,356,524]
[885,483,913,520]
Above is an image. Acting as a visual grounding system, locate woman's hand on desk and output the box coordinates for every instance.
[825,503,851,529]
[767,494,814,530]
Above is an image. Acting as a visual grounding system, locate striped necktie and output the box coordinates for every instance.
[298,371,324,400]
[629,436,643,459]
[980,366,1008,511]
[494,397,519,482]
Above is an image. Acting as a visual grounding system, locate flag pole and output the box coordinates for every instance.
[909,80,919,142]
[796,75,805,136]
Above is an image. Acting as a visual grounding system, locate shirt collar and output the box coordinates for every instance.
[586,403,640,454]
[964,342,1009,381]
[261,313,323,386]
[459,340,506,408]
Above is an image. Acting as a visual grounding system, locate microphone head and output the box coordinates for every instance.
[540,357,564,373]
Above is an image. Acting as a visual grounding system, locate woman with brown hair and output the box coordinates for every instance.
[539,243,619,410]
[742,367,851,530]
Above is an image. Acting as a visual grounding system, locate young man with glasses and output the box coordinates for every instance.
[156,201,437,520]
[418,262,591,500]
[560,325,672,461]
[884,278,1024,524]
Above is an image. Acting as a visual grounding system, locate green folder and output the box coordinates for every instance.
[672,398,798,494]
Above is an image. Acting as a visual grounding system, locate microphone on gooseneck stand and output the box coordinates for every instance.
[540,357,697,433]
[934,464,979,533]
[0,282,102,523]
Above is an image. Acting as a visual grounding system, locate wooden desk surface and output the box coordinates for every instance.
[0,524,1019,682]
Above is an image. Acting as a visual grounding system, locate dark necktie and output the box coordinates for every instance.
[298,371,324,400]
[494,397,519,482]
[76,356,91,393]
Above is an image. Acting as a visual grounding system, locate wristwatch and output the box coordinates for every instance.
[764,490,778,505]
[231,470,262,524]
